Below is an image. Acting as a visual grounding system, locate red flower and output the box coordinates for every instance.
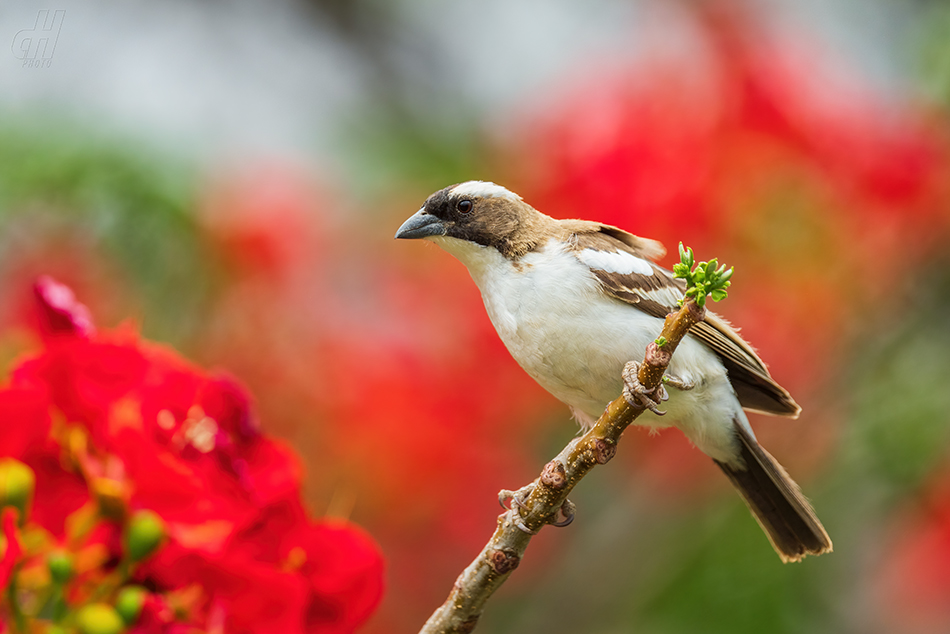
[0,277,385,632]
[141,500,384,634]
[33,275,96,340]
[291,521,385,633]
[0,508,22,589]
[0,387,87,537]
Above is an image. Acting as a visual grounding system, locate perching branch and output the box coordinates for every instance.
[419,245,732,634]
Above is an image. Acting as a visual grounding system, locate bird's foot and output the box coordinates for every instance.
[662,373,695,391]
[622,361,667,415]
[499,484,536,533]
[499,484,576,533]
[499,485,532,512]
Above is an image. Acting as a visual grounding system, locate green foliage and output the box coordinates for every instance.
[673,243,734,307]
[845,259,950,492]
[0,124,223,347]
[916,3,950,108]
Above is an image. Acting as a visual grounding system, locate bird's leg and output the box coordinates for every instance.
[662,373,695,391]
[499,484,577,533]
[622,361,667,415]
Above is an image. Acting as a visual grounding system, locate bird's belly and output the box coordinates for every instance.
[477,260,661,418]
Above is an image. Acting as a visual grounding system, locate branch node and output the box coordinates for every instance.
[488,549,520,575]
[592,438,617,465]
[686,299,706,322]
[540,460,568,490]
[645,341,672,368]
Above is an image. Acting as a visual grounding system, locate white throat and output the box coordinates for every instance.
[427,235,503,287]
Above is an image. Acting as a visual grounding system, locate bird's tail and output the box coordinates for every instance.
[714,419,832,563]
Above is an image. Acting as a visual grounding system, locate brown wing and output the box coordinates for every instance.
[566,223,801,418]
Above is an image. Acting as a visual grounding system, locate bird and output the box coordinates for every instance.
[395,180,832,563]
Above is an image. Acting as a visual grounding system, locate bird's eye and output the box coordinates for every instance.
[457,199,473,214]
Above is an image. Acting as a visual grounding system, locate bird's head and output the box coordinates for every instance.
[395,181,549,261]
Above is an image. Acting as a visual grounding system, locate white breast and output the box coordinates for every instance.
[432,238,650,412]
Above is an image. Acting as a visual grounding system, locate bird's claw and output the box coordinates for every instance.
[622,361,667,415]
[549,499,576,527]
[498,485,577,533]
[500,485,538,534]
[662,373,695,391]
[498,485,532,512]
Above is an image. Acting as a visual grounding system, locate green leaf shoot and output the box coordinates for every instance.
[673,242,734,308]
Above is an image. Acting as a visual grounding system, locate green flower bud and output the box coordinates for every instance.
[91,478,128,521]
[115,585,147,625]
[125,510,166,562]
[76,603,124,634]
[47,550,74,584]
[0,458,35,521]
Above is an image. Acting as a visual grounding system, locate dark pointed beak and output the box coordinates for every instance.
[395,208,446,240]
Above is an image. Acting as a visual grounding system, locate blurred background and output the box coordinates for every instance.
[2,0,950,631]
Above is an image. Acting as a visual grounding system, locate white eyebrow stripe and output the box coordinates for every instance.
[578,248,654,276]
[450,181,522,201]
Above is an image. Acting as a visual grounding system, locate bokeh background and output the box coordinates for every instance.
[3,0,950,631]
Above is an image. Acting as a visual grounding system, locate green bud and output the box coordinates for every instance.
[678,243,694,267]
[47,551,74,584]
[76,603,125,634]
[0,458,35,521]
[115,585,147,625]
[125,510,166,562]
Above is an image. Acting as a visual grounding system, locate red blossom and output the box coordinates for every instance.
[139,498,384,634]
[0,277,385,632]
[0,386,51,458]
[292,521,385,633]
[0,508,22,589]
[127,594,177,634]
[0,387,87,537]
[33,275,96,340]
